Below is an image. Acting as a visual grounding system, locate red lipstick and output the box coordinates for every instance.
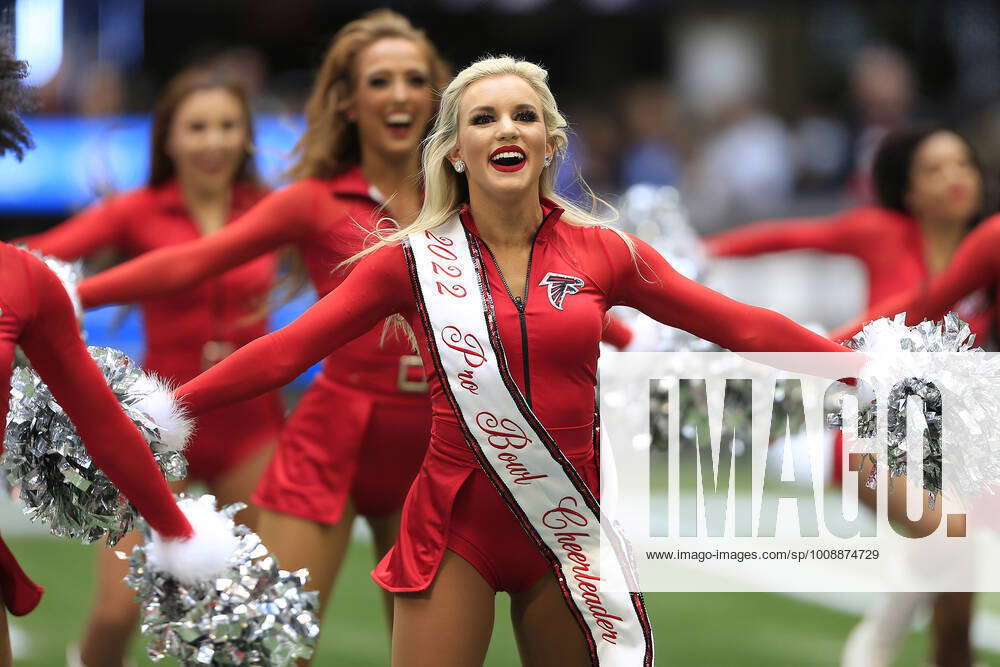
[489,145,527,172]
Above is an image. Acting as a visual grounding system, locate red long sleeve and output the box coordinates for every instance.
[832,215,1000,342]
[14,251,191,539]
[614,234,860,355]
[175,243,412,415]
[77,183,321,308]
[17,197,129,260]
[705,213,861,258]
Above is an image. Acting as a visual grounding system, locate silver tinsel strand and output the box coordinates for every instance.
[3,347,188,544]
[125,497,320,665]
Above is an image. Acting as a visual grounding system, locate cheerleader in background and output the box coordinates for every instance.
[68,12,449,651]
[709,126,989,667]
[18,67,285,666]
[152,56,861,666]
[0,47,193,667]
[74,13,636,653]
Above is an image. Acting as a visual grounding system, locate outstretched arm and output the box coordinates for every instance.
[705,212,858,258]
[175,244,412,415]
[77,184,319,308]
[16,198,128,259]
[17,254,191,539]
[831,217,1000,342]
[612,233,865,378]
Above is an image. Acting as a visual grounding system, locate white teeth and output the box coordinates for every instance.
[491,151,525,162]
[386,113,413,125]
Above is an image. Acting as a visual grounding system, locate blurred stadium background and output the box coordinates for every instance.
[4,0,1000,664]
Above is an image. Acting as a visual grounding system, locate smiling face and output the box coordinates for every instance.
[450,74,554,204]
[166,87,249,193]
[348,37,434,161]
[906,131,982,228]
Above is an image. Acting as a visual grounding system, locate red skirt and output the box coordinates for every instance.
[372,422,597,593]
[0,535,43,615]
[253,372,432,523]
[183,392,284,482]
[145,354,284,483]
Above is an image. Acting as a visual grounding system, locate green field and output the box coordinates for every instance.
[9,535,1000,666]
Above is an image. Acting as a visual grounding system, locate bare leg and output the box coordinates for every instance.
[258,503,356,618]
[78,441,275,666]
[257,502,356,667]
[510,572,591,667]
[842,457,968,667]
[365,509,403,631]
[392,550,495,667]
[0,602,12,667]
[931,592,974,667]
[78,478,189,666]
[208,442,275,530]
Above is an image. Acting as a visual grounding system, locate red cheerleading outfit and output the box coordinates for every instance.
[76,170,637,524]
[834,212,1000,341]
[0,243,191,615]
[168,200,851,593]
[77,168,432,523]
[18,182,285,482]
[707,206,995,482]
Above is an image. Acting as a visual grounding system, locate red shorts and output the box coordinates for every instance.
[447,462,599,592]
[374,422,598,594]
[253,373,432,524]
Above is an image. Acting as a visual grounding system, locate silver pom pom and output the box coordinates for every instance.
[125,496,320,665]
[617,184,705,281]
[614,185,714,352]
[842,313,1000,502]
[2,347,188,544]
[15,246,84,321]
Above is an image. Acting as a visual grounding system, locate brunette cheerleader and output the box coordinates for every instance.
[0,49,192,667]
[18,67,287,666]
[70,11,449,648]
[709,127,989,667]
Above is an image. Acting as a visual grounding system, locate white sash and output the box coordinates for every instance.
[405,214,653,666]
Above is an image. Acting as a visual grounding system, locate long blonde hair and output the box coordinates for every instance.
[346,56,639,347]
[350,55,634,262]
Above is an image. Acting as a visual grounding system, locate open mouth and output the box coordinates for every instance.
[489,145,526,172]
[196,159,231,175]
[385,112,414,137]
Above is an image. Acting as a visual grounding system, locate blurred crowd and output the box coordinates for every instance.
[17,1,1000,235]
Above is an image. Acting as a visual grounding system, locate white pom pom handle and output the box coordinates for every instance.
[146,495,240,585]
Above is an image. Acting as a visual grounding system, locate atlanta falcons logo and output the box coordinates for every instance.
[539,272,584,311]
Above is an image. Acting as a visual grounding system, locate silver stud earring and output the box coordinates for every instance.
[543,155,553,168]
[453,160,465,173]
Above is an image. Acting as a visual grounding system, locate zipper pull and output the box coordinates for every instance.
[514,295,524,310]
